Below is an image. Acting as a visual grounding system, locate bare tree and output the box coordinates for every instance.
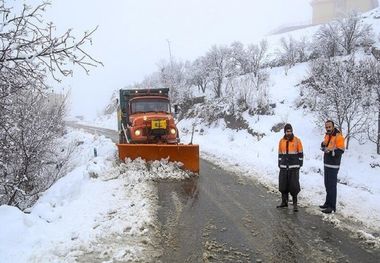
[277,36,298,71]
[157,59,189,102]
[301,57,372,149]
[0,90,67,208]
[360,56,380,154]
[296,37,310,63]
[313,12,374,58]
[228,40,269,78]
[229,41,247,76]
[246,40,268,76]
[0,1,101,98]
[0,1,101,208]
[204,45,234,98]
[313,22,341,58]
[337,12,374,55]
[231,71,270,114]
[187,56,210,93]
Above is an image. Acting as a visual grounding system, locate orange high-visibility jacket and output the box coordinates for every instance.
[278,136,303,169]
[322,128,345,169]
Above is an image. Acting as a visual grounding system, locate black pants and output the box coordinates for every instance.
[324,167,339,210]
[279,168,300,197]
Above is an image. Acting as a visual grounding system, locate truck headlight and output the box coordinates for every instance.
[170,128,176,135]
[135,130,141,136]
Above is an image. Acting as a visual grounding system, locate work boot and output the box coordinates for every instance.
[319,204,328,209]
[293,196,298,212]
[276,193,288,208]
[321,207,335,214]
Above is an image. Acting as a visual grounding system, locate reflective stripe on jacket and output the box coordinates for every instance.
[278,136,303,169]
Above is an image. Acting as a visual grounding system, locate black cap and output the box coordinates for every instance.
[284,123,293,133]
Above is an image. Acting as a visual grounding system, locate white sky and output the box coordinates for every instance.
[42,0,312,118]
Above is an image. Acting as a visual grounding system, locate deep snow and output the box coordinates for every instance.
[0,129,191,262]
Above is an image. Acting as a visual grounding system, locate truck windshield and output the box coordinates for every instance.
[130,99,170,114]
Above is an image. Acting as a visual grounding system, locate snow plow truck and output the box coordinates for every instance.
[117,88,199,173]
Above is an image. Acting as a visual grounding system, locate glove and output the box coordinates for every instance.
[320,142,326,152]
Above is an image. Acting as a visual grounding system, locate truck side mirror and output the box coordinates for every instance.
[174,104,179,114]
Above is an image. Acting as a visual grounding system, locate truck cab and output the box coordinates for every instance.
[118,88,179,144]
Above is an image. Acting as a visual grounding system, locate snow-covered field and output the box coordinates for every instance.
[0,129,191,262]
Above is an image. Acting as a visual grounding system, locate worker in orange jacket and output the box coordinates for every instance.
[277,123,303,212]
[319,120,345,214]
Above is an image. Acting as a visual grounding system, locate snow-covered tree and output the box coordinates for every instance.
[225,40,269,78]
[0,90,68,208]
[187,56,211,93]
[360,56,380,154]
[277,36,298,71]
[230,71,270,114]
[313,22,341,58]
[204,45,235,98]
[156,59,190,103]
[296,37,310,63]
[0,1,101,99]
[337,12,374,55]
[0,1,101,208]
[313,13,374,58]
[301,57,372,149]
[276,36,310,74]
[229,41,247,76]
[245,40,268,77]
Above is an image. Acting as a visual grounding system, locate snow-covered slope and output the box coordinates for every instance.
[175,9,380,242]
[179,61,380,247]
[0,129,191,262]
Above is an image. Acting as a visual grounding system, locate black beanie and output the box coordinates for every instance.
[284,123,293,133]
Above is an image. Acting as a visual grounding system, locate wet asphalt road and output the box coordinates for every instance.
[157,160,380,263]
[67,122,119,142]
[68,123,380,262]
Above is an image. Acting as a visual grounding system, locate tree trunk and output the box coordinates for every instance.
[201,83,206,93]
[346,122,350,150]
[377,99,380,154]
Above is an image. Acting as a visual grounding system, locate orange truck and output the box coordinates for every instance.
[117,88,199,173]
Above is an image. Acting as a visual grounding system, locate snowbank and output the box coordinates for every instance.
[0,129,191,262]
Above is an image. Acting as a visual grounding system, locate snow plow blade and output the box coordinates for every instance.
[117,144,200,173]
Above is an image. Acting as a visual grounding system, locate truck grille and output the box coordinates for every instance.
[150,128,167,136]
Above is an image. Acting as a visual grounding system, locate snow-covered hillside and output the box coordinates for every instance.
[177,62,380,245]
[174,9,380,243]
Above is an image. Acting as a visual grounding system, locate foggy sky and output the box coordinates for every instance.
[43,0,312,118]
